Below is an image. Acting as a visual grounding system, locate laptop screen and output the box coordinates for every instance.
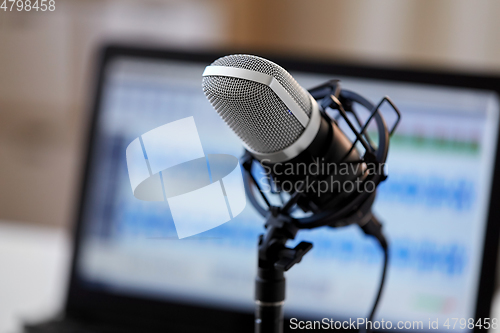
[76,54,499,330]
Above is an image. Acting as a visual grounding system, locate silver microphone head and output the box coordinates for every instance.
[202,54,321,161]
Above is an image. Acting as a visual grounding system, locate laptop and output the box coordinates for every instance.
[26,45,500,333]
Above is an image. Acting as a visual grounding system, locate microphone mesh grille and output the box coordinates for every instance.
[202,54,312,154]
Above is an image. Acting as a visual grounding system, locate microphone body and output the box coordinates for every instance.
[202,54,365,213]
[263,114,365,212]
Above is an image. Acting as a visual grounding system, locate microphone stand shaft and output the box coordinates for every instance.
[255,301,284,333]
[255,267,285,333]
[253,213,310,333]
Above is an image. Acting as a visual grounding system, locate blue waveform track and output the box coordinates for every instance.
[303,233,466,277]
[115,200,468,279]
[377,174,475,211]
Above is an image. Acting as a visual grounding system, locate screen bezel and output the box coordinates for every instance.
[65,45,500,333]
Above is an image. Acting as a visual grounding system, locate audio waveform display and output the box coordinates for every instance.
[390,133,480,155]
[376,174,475,211]
[114,200,468,278]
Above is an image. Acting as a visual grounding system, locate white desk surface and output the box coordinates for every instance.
[0,221,69,333]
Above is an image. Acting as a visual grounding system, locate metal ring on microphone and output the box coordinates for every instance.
[245,96,321,163]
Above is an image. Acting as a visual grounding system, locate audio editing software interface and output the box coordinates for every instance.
[78,58,499,330]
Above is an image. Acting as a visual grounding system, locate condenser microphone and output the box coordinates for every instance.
[202,54,400,333]
[202,54,365,213]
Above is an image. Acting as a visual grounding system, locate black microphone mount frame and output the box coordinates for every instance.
[241,80,401,333]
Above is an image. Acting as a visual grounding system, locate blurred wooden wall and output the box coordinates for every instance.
[225,0,500,71]
[0,0,499,227]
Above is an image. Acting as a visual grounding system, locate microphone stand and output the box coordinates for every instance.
[243,84,400,333]
[253,201,388,333]
[254,207,312,333]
